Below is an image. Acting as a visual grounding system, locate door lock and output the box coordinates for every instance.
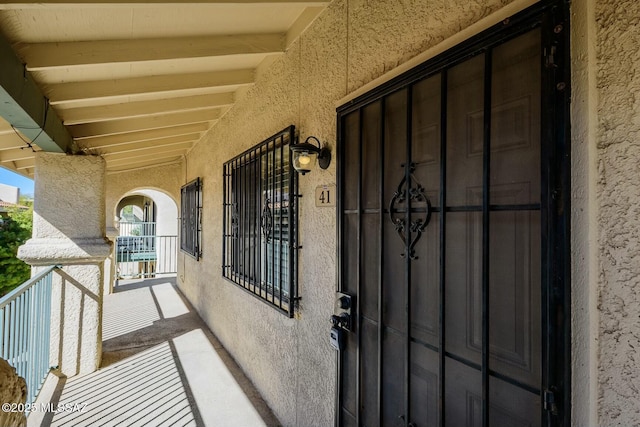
[330,327,343,351]
[331,312,351,329]
[331,292,353,331]
[337,294,351,309]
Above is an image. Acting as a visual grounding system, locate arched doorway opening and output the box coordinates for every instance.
[114,189,178,282]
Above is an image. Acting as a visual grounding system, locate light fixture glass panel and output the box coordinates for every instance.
[293,150,317,174]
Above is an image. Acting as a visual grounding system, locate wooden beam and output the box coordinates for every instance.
[107,158,183,174]
[81,132,198,151]
[0,122,15,132]
[75,122,208,145]
[14,159,36,170]
[68,108,221,138]
[103,145,190,162]
[105,153,184,168]
[0,147,39,163]
[47,69,254,105]
[0,132,30,150]
[0,31,73,153]
[60,92,234,125]
[0,1,328,7]
[19,34,284,69]
[99,140,193,157]
[286,6,324,47]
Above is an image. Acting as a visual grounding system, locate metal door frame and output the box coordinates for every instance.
[335,1,571,426]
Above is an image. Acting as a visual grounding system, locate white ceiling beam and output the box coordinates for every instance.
[0,122,15,132]
[60,92,234,125]
[286,6,324,47]
[75,122,208,145]
[0,1,328,8]
[103,145,190,162]
[0,132,29,150]
[19,34,284,69]
[100,142,193,159]
[81,132,198,151]
[105,153,184,168]
[47,69,254,105]
[0,147,39,163]
[106,158,183,174]
[14,159,35,170]
[68,108,220,138]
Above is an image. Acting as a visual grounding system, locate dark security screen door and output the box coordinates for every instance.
[337,3,569,427]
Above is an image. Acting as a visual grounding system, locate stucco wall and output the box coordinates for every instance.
[595,0,640,424]
[19,153,109,376]
[105,162,182,230]
[178,0,533,425]
[0,183,19,204]
[569,0,599,424]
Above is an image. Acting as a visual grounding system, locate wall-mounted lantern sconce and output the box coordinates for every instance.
[290,136,331,175]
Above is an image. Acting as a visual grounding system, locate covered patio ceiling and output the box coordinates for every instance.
[0,0,328,177]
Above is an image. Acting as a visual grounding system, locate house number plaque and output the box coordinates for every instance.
[315,184,336,207]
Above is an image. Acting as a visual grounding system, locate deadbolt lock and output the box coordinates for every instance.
[332,292,353,331]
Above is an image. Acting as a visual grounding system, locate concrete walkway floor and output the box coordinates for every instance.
[40,277,280,427]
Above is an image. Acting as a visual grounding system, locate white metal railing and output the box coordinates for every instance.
[116,235,178,279]
[0,266,57,405]
[116,221,177,280]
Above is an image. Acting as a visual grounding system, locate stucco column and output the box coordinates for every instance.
[104,227,119,296]
[18,152,110,377]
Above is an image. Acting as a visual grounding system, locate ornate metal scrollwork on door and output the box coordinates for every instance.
[261,195,273,243]
[388,163,432,260]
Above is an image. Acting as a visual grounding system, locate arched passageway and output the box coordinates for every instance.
[114,189,178,282]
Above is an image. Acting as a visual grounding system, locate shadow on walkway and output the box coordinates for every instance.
[46,277,280,427]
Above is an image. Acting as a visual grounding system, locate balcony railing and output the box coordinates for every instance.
[116,222,177,279]
[0,265,57,405]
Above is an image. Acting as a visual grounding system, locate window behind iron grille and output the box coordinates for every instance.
[180,178,202,260]
[222,126,299,317]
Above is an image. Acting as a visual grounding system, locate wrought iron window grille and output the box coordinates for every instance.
[222,126,300,317]
[180,177,202,260]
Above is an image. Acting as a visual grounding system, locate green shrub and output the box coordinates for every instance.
[0,206,32,297]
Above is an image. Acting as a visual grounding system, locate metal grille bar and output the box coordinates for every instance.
[180,178,202,260]
[439,68,448,427]
[481,48,493,427]
[0,266,56,406]
[337,2,570,426]
[116,222,178,279]
[222,126,299,317]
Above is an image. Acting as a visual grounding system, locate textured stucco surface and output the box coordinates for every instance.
[178,0,525,425]
[0,358,26,427]
[346,0,513,93]
[595,0,640,424]
[47,264,103,376]
[19,153,110,266]
[31,153,105,240]
[105,162,182,230]
[570,0,599,425]
[104,166,181,295]
[18,153,108,377]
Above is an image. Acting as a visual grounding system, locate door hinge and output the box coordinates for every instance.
[544,389,559,415]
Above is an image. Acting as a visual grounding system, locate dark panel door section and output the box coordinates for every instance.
[336,2,570,427]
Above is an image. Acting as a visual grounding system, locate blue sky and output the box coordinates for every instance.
[0,167,34,196]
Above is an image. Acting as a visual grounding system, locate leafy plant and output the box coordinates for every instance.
[0,206,33,297]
